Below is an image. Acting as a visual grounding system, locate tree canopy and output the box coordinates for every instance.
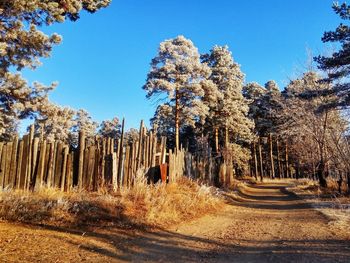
[0,0,110,140]
[315,2,350,108]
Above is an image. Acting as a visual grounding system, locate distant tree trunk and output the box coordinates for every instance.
[215,127,219,153]
[225,126,229,148]
[317,111,328,187]
[312,161,316,180]
[317,159,327,188]
[285,142,289,178]
[296,160,300,179]
[258,137,264,181]
[276,138,282,178]
[253,141,258,180]
[175,90,180,150]
[338,171,343,194]
[326,161,330,178]
[269,134,275,179]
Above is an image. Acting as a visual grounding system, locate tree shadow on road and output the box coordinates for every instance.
[16,221,350,262]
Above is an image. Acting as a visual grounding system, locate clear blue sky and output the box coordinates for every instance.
[22,0,340,129]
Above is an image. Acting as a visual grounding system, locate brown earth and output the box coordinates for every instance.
[1,182,349,262]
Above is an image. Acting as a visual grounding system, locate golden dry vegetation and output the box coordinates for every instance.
[0,171,224,229]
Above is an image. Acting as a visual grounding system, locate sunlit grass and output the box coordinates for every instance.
[0,170,224,228]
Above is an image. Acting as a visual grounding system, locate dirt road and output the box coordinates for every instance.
[1,182,349,262]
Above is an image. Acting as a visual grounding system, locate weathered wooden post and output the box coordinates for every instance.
[78,130,86,189]
[136,120,143,170]
[35,140,47,189]
[9,136,19,188]
[117,118,125,188]
[60,146,69,191]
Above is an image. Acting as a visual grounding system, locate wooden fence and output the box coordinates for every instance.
[0,120,189,192]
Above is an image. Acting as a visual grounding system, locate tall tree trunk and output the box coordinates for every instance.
[338,171,343,194]
[318,110,328,188]
[225,126,229,148]
[317,159,327,187]
[285,142,289,178]
[296,160,300,179]
[175,90,180,150]
[258,137,264,181]
[269,134,275,179]
[312,161,316,180]
[310,150,316,180]
[276,138,282,178]
[215,127,219,153]
[253,141,258,180]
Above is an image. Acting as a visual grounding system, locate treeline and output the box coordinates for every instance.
[141,3,350,190]
[1,1,350,190]
[140,35,350,190]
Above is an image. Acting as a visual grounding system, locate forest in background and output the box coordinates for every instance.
[1,1,350,192]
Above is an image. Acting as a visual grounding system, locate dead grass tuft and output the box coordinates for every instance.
[0,171,223,228]
[120,169,224,227]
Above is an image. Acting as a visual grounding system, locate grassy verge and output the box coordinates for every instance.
[0,172,224,229]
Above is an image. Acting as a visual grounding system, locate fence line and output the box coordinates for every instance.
[0,121,181,192]
[0,120,232,192]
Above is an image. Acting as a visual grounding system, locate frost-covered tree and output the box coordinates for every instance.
[243,81,283,179]
[0,74,56,140]
[246,80,282,137]
[243,82,266,129]
[99,117,121,139]
[70,109,98,146]
[34,101,76,142]
[151,103,175,140]
[143,35,217,149]
[201,45,253,153]
[151,103,199,150]
[0,0,110,138]
[34,102,98,146]
[265,80,280,93]
[124,128,139,145]
[280,72,345,187]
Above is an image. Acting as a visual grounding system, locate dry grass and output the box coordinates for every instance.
[120,170,224,227]
[292,177,349,195]
[0,171,224,229]
[286,178,350,235]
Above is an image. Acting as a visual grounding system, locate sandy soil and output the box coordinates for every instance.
[1,181,349,262]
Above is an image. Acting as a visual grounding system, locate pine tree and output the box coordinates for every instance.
[70,109,98,146]
[124,128,139,145]
[201,45,253,152]
[99,117,121,139]
[244,81,283,179]
[34,101,76,142]
[0,0,110,138]
[245,80,282,137]
[0,74,56,140]
[151,103,175,144]
[143,35,217,149]
[315,2,350,107]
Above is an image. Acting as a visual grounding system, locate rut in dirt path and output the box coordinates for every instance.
[1,182,349,263]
